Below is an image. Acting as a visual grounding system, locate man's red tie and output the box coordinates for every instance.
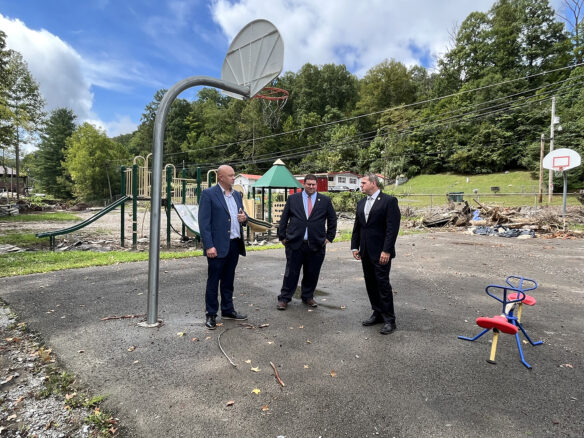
[307,196,313,216]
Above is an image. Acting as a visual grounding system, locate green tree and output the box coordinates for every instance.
[560,0,584,64]
[63,123,130,201]
[1,50,45,199]
[307,124,360,173]
[0,30,13,191]
[293,63,358,117]
[422,0,572,176]
[0,31,13,153]
[35,108,76,198]
[183,88,238,168]
[127,89,166,158]
[517,0,571,83]
[357,59,418,116]
[165,98,191,166]
[441,12,491,84]
[112,132,133,150]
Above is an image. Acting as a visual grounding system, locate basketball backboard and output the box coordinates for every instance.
[221,19,284,99]
[543,148,581,171]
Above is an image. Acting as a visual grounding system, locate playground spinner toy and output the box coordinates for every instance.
[458,275,543,369]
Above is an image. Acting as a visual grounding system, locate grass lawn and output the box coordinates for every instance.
[0,250,203,278]
[0,232,49,249]
[1,170,580,278]
[0,243,299,278]
[0,212,81,222]
[391,171,580,208]
[394,171,540,194]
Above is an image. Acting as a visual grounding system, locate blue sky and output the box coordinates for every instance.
[0,0,565,143]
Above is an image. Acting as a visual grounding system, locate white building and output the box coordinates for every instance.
[327,172,361,191]
[234,173,261,194]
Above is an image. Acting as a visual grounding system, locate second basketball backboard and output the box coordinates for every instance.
[543,148,581,171]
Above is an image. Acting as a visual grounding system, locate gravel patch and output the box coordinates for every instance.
[0,305,118,437]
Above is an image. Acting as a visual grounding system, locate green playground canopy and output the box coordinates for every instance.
[253,159,302,189]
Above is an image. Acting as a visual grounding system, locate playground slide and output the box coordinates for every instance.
[36,195,131,244]
[246,216,273,232]
[172,204,200,236]
[172,203,273,236]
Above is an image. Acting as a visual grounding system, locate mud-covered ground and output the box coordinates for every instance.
[3,203,583,253]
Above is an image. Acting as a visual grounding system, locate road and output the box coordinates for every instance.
[1,232,583,437]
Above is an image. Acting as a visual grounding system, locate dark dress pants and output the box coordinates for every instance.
[278,242,325,302]
[361,251,395,324]
[205,238,240,317]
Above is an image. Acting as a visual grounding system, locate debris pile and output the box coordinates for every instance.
[56,239,114,252]
[421,201,472,228]
[472,225,535,239]
[420,200,584,239]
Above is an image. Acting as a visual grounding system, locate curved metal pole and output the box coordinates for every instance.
[143,76,249,326]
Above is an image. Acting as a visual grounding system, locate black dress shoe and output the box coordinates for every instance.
[222,312,248,320]
[379,323,397,335]
[362,314,384,326]
[205,315,216,329]
[303,299,318,307]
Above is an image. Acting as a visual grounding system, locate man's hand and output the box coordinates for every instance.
[280,239,287,245]
[206,247,218,258]
[352,250,361,260]
[379,251,390,265]
[237,209,247,223]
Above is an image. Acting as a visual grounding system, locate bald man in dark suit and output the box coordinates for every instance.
[198,165,248,329]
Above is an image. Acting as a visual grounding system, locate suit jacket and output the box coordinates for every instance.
[351,192,400,259]
[198,184,247,258]
[277,191,337,251]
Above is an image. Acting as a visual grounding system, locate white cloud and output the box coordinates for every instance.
[211,0,498,76]
[0,14,137,137]
[1,15,94,118]
[104,115,138,138]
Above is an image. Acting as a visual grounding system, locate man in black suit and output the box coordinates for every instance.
[351,174,401,335]
[277,174,337,310]
[198,165,248,329]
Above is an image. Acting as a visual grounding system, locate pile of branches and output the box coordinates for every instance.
[421,199,584,238]
[421,201,472,228]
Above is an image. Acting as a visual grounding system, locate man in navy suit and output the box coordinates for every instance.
[351,174,401,335]
[198,165,248,329]
[277,174,337,310]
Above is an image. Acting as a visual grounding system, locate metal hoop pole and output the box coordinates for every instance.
[144,76,249,326]
[562,170,567,216]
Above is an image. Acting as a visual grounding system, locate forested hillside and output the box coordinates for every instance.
[4,0,584,202]
[120,0,583,186]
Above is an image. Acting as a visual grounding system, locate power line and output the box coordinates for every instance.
[220,79,584,166]
[162,61,584,156]
[126,63,584,175]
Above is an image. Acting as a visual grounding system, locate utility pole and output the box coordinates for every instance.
[538,133,544,203]
[548,96,556,203]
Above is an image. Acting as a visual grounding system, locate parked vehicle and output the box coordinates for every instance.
[328,185,352,192]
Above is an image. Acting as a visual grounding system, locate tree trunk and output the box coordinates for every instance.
[15,129,20,200]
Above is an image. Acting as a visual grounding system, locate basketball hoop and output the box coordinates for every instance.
[253,86,289,129]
